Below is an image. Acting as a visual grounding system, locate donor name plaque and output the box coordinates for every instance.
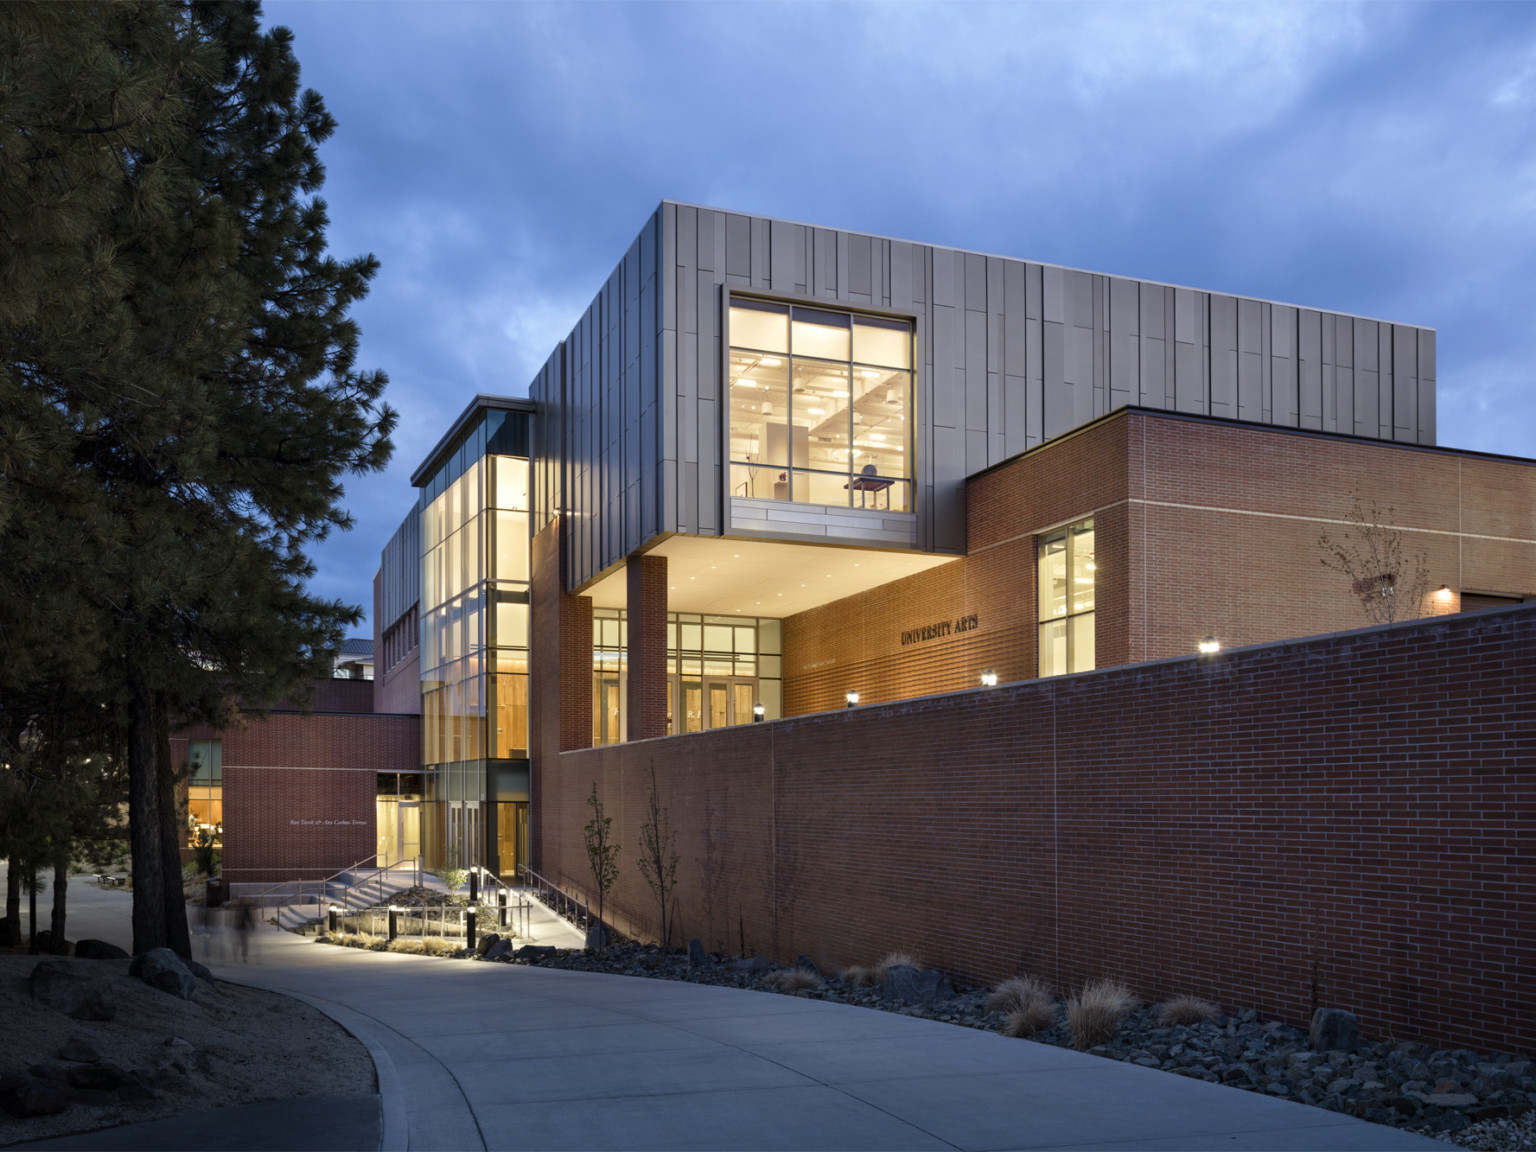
[900,613,978,646]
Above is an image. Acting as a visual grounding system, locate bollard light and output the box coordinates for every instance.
[845,690,859,708]
[1198,636,1220,655]
[752,703,765,722]
[980,669,998,687]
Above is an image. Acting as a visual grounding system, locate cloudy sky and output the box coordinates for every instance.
[265,0,1536,633]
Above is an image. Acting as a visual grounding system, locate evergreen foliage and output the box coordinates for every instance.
[0,1,394,955]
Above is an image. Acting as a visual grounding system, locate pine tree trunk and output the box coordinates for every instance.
[1,859,19,946]
[154,692,192,959]
[49,850,69,954]
[129,680,167,955]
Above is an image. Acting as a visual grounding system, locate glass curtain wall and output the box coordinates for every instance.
[728,298,913,511]
[418,409,530,871]
[591,609,782,743]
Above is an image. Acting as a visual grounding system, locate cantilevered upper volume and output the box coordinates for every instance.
[528,202,1434,594]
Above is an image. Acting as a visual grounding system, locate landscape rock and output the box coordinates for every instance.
[57,1038,101,1064]
[73,939,130,961]
[186,959,214,983]
[29,958,117,1021]
[28,1063,70,1082]
[688,939,706,968]
[514,944,556,961]
[879,964,953,1006]
[1310,1008,1361,1053]
[66,1062,128,1091]
[483,938,513,962]
[728,956,770,973]
[584,923,609,951]
[795,954,820,975]
[33,930,72,955]
[477,933,500,956]
[0,1076,72,1117]
[130,948,198,1000]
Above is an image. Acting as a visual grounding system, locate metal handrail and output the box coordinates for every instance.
[515,864,590,929]
[246,853,423,914]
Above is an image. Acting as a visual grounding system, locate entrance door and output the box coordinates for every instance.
[399,803,421,866]
[677,676,757,731]
[707,681,729,729]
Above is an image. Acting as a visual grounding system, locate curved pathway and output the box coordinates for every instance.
[207,924,1446,1152]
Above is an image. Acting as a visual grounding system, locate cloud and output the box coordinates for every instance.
[264,0,1536,631]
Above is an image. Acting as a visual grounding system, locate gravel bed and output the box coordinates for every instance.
[479,941,1533,1148]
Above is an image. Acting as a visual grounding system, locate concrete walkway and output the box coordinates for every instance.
[7,875,1449,1151]
[206,925,1446,1152]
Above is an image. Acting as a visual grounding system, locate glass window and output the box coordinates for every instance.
[495,457,529,511]
[495,511,529,581]
[1037,518,1095,677]
[729,298,911,509]
[728,299,789,353]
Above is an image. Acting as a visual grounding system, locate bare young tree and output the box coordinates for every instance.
[582,782,620,948]
[636,762,680,949]
[1318,492,1431,626]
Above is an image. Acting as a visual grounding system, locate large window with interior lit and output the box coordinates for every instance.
[729,298,912,511]
[185,740,222,848]
[1037,518,1095,677]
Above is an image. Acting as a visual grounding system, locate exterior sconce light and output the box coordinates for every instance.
[980,669,998,687]
[1198,636,1220,655]
[752,703,765,722]
[845,690,859,708]
[1436,585,1453,603]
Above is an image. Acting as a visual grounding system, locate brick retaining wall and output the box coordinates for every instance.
[536,603,1536,1052]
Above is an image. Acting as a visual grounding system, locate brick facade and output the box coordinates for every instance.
[626,553,669,741]
[174,708,420,885]
[536,603,1536,1053]
[783,411,1536,715]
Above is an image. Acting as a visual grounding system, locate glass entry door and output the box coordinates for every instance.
[675,676,757,732]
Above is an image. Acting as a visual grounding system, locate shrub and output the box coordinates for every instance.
[388,939,426,955]
[838,965,879,987]
[1156,995,1219,1026]
[421,937,457,957]
[874,951,920,982]
[985,975,1053,1016]
[760,968,823,994]
[1001,1000,1056,1037]
[1066,979,1137,1049]
[341,932,383,950]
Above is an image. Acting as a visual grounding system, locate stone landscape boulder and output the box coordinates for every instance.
[483,938,513,962]
[29,959,116,1021]
[186,959,214,983]
[477,932,500,956]
[0,1074,71,1118]
[57,1038,101,1064]
[513,944,556,961]
[33,930,72,955]
[74,939,129,960]
[878,964,953,1007]
[129,948,197,1000]
[1310,1007,1361,1053]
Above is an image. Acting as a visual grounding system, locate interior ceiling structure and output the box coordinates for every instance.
[580,535,958,617]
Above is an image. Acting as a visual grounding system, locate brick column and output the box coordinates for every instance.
[626,554,669,741]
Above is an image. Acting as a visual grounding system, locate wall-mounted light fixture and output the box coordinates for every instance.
[1198,636,1220,655]
[845,690,859,708]
[1436,585,1454,603]
[752,703,765,722]
[980,669,998,687]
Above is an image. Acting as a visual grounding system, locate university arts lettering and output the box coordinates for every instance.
[900,613,979,646]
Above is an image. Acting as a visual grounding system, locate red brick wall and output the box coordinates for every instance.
[626,554,669,740]
[174,711,421,884]
[538,604,1536,1053]
[783,412,1536,715]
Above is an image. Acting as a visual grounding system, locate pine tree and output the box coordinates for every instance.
[0,1,395,956]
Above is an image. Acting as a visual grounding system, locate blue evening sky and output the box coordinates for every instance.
[265,1,1536,634]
